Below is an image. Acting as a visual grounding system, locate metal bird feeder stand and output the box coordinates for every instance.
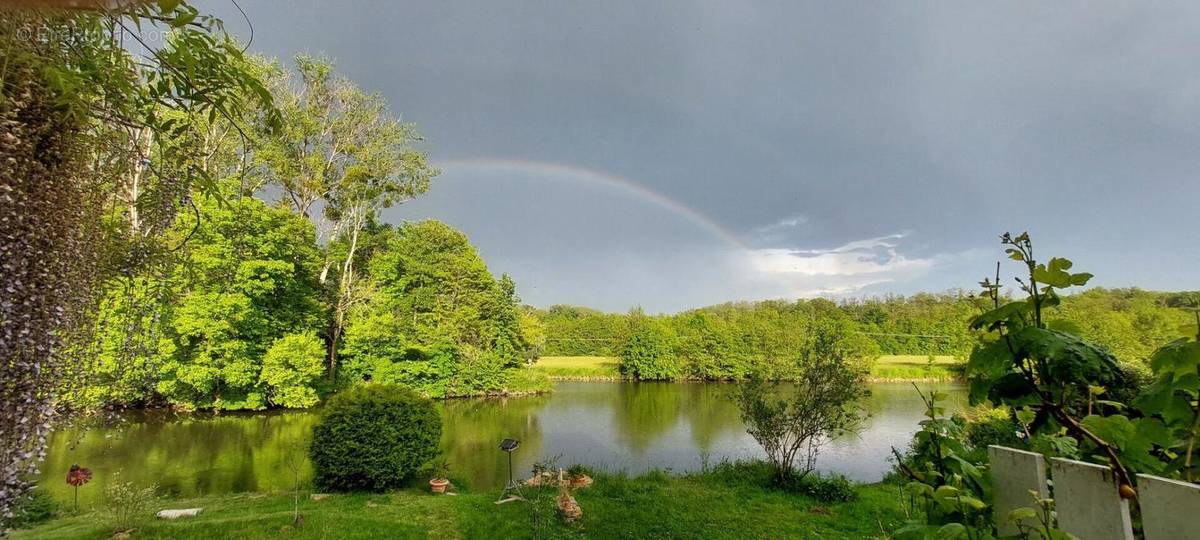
[496,438,524,504]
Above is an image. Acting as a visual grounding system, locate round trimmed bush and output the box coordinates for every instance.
[309,384,442,491]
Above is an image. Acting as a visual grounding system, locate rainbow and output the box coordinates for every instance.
[434,157,752,252]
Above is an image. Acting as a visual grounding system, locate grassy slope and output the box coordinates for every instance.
[16,466,905,539]
[532,355,961,381]
[869,355,959,382]
[532,356,622,379]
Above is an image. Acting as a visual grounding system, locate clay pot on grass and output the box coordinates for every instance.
[557,491,582,522]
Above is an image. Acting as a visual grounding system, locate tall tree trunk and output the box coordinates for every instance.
[327,206,364,379]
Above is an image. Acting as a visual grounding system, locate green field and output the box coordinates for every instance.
[532,355,962,381]
[532,356,623,379]
[15,464,906,539]
[874,354,958,365]
[870,355,960,381]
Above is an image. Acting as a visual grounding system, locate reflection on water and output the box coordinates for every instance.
[40,382,964,506]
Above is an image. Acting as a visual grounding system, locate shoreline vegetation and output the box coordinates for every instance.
[13,462,907,539]
[531,355,962,383]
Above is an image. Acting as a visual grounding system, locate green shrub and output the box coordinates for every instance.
[567,464,591,478]
[792,474,858,503]
[504,366,553,394]
[8,487,56,529]
[965,407,1020,451]
[691,459,775,486]
[309,384,442,491]
[103,476,158,533]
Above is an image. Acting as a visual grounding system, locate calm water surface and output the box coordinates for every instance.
[41,382,964,505]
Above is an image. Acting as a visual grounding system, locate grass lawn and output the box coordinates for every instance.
[531,356,622,379]
[14,464,905,539]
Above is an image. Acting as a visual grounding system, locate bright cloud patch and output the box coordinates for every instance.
[753,215,809,234]
[738,234,936,297]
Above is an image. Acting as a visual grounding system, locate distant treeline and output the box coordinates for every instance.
[533,288,1198,377]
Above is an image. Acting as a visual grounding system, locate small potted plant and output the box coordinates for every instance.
[428,459,451,494]
[527,461,551,487]
[566,464,593,489]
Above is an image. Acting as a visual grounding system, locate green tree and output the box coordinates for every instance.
[340,220,538,396]
[620,315,681,380]
[519,306,548,364]
[492,275,527,367]
[261,333,327,408]
[254,55,437,378]
[155,191,325,410]
[735,318,869,481]
[360,220,502,347]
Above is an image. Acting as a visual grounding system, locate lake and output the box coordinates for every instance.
[39,381,964,506]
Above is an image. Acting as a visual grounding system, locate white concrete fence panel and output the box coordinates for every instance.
[1136,473,1200,540]
[1049,457,1134,540]
[989,446,1200,539]
[988,446,1048,537]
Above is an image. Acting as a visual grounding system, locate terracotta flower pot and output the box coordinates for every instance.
[429,478,450,493]
[557,493,582,522]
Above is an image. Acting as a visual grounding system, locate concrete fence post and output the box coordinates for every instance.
[1049,458,1134,540]
[988,446,1048,537]
[1136,473,1200,540]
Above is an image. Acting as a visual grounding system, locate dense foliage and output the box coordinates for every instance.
[156,193,326,410]
[339,221,533,397]
[309,385,442,492]
[84,208,542,406]
[535,288,1195,381]
[69,51,542,409]
[618,316,681,380]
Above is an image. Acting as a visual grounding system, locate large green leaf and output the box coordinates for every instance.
[1081,415,1135,449]
[1011,327,1123,388]
[934,523,969,540]
[1032,257,1093,289]
[970,302,1030,330]
[988,372,1038,405]
[967,340,1015,381]
[1147,338,1200,380]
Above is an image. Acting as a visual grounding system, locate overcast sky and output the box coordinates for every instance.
[204,1,1199,313]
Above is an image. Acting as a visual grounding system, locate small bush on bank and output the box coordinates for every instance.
[689,459,858,503]
[693,459,775,486]
[8,487,56,529]
[786,474,858,503]
[964,407,1020,452]
[504,367,554,394]
[103,476,158,533]
[309,384,442,492]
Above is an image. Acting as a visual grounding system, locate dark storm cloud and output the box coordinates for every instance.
[203,1,1200,311]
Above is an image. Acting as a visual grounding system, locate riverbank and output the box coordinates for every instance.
[531,355,961,382]
[14,463,906,539]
